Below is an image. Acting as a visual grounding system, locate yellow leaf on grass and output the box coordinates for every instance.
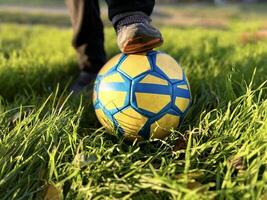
[44,184,62,200]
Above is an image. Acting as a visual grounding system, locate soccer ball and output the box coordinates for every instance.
[93,51,191,141]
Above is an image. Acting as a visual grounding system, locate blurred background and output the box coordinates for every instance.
[0,0,267,28]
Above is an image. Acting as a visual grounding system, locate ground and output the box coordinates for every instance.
[0,2,267,200]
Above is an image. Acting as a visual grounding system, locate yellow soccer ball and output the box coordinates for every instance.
[93,51,191,141]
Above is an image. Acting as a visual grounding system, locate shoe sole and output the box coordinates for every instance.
[122,36,163,54]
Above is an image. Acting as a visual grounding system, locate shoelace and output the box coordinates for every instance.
[116,15,148,31]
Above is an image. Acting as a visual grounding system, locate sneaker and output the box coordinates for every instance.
[70,71,97,95]
[113,11,163,54]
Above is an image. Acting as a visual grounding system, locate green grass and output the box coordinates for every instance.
[0,13,267,200]
[0,11,70,27]
[0,0,64,6]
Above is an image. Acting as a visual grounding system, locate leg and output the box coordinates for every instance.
[65,0,106,73]
[105,0,162,54]
[105,0,155,21]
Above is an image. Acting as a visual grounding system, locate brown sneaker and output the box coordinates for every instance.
[113,11,163,54]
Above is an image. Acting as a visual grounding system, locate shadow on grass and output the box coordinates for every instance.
[0,61,77,101]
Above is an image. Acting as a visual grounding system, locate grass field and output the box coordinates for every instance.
[0,0,64,6]
[0,4,267,200]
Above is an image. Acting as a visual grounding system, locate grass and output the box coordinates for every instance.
[0,5,267,199]
[0,0,64,6]
[0,11,70,27]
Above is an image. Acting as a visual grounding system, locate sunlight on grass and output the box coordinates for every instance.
[0,20,266,199]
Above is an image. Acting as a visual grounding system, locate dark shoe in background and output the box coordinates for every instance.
[70,71,97,95]
[113,11,163,54]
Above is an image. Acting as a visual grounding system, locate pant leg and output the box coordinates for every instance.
[105,0,155,21]
[65,0,106,73]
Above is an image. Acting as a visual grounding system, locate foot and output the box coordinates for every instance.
[70,71,97,95]
[113,11,163,54]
